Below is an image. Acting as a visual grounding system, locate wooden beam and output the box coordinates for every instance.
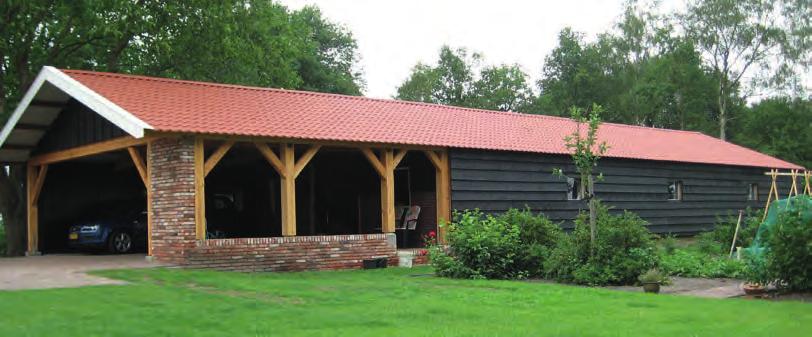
[28,136,152,166]
[185,133,445,152]
[254,142,287,178]
[194,137,206,240]
[30,165,48,204]
[293,144,321,178]
[30,99,66,108]
[14,123,49,131]
[279,143,297,236]
[26,164,39,255]
[423,150,443,170]
[204,140,235,177]
[393,149,408,168]
[127,147,148,187]
[361,147,385,177]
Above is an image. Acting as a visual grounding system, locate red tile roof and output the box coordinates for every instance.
[62,69,801,169]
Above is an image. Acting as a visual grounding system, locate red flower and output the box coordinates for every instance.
[418,249,428,256]
[428,231,436,238]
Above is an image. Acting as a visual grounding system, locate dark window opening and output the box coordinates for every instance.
[567,177,582,200]
[668,181,683,201]
[748,183,759,201]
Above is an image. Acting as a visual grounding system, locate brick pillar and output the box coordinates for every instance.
[149,137,198,264]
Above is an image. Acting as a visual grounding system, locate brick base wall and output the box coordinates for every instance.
[184,234,397,272]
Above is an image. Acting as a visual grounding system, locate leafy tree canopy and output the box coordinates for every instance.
[395,46,534,112]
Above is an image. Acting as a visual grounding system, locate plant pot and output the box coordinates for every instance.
[742,283,766,295]
[642,282,661,294]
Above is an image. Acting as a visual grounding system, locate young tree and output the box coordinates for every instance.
[680,0,808,140]
[555,104,609,250]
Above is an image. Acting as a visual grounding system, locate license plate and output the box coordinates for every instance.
[69,233,78,240]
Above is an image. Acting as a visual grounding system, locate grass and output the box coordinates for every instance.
[0,266,809,337]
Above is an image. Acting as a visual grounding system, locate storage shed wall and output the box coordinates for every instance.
[450,149,792,234]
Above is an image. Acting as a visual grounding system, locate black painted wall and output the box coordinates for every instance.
[450,149,793,234]
[33,98,125,155]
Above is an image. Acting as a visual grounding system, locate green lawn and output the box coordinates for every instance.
[0,267,809,337]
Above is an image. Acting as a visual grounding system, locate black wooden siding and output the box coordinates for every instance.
[33,99,125,155]
[450,149,792,234]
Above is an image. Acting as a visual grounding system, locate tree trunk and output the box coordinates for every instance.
[0,165,27,256]
[718,76,727,141]
[587,174,597,254]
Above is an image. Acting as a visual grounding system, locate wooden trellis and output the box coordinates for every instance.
[761,169,812,222]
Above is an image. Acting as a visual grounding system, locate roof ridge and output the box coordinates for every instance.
[59,68,707,137]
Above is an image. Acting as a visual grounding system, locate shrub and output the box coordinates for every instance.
[431,210,525,279]
[499,207,563,277]
[639,268,670,285]
[659,234,678,254]
[763,200,812,291]
[659,249,745,278]
[544,203,658,285]
[696,209,762,255]
[431,208,562,280]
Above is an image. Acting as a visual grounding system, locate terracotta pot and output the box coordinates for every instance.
[642,282,660,294]
[743,283,766,295]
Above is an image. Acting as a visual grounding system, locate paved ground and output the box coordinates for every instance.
[606,277,745,298]
[0,254,159,291]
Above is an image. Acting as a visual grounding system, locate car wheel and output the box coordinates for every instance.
[108,231,133,254]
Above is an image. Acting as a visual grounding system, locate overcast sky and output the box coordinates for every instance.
[279,0,683,98]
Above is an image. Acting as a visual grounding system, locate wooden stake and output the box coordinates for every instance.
[730,210,743,257]
[762,169,780,222]
[804,170,811,196]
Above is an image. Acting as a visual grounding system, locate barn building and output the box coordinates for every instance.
[0,67,801,270]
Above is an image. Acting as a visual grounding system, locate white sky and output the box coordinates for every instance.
[279,0,664,98]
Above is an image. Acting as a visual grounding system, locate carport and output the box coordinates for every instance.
[0,67,451,269]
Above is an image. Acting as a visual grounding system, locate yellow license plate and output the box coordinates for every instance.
[69,233,78,240]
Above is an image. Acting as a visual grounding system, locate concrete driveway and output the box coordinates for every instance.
[0,254,159,290]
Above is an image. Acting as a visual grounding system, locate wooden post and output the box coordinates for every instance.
[26,164,48,255]
[194,137,206,240]
[361,148,402,233]
[805,170,811,196]
[424,149,451,243]
[128,145,152,255]
[280,143,296,236]
[255,142,320,237]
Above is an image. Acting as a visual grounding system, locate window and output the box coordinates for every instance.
[567,177,582,200]
[748,183,759,201]
[667,181,683,200]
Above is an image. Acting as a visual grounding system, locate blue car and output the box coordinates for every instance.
[68,204,147,254]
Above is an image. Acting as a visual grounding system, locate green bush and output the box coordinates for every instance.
[696,209,762,255]
[544,204,658,285]
[763,201,812,291]
[431,209,525,279]
[431,208,562,279]
[500,207,563,277]
[659,249,745,278]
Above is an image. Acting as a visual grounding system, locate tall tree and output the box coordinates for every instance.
[733,97,812,168]
[679,0,808,140]
[396,46,534,112]
[0,0,363,256]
